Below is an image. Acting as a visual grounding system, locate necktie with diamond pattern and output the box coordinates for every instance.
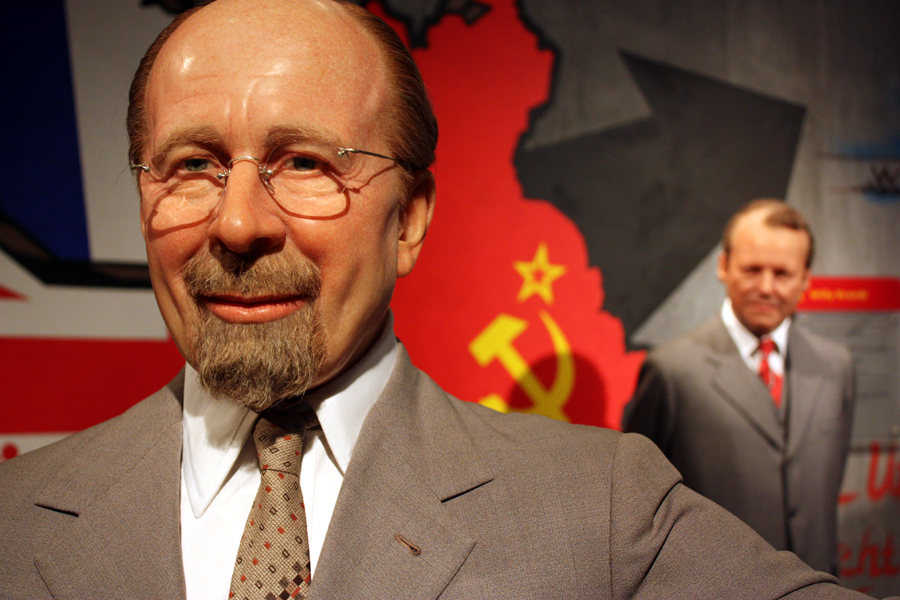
[229,409,318,600]
[757,337,783,407]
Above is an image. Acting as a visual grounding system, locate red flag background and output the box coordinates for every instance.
[389,1,642,428]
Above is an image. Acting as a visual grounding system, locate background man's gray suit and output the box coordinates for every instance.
[0,347,870,599]
[623,315,855,575]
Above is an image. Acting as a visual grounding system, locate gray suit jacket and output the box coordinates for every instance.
[0,345,875,599]
[622,315,855,575]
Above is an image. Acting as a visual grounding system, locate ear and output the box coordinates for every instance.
[397,170,436,278]
[140,203,149,240]
[716,250,728,282]
[136,179,153,242]
[800,266,811,292]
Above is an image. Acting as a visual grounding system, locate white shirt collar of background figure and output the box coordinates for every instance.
[721,299,790,375]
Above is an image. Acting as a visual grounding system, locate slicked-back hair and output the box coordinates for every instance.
[722,199,815,268]
[336,1,437,173]
[126,0,438,180]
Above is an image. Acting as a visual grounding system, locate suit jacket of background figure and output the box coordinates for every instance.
[622,315,855,575]
[0,346,876,600]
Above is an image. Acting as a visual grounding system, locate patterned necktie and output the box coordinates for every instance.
[230,409,318,600]
[757,337,783,407]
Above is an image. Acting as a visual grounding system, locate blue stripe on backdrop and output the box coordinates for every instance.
[0,0,89,260]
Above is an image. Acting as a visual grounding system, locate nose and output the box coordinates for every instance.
[758,270,775,295]
[207,158,287,255]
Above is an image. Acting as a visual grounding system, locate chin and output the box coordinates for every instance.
[748,320,780,337]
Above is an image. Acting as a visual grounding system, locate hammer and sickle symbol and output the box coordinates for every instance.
[468,310,574,421]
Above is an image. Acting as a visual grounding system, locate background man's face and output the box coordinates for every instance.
[717,209,811,337]
[138,0,421,397]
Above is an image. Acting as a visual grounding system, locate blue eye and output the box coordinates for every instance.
[184,158,213,172]
[287,156,319,172]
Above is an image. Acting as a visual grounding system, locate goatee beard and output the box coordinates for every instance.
[183,250,326,411]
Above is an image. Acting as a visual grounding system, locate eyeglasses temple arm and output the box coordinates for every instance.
[337,147,399,162]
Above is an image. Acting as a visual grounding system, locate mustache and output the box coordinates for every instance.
[745,294,779,304]
[182,249,321,299]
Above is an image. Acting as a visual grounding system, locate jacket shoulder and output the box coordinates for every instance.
[0,372,184,501]
[451,393,620,451]
[641,316,728,376]
[791,321,852,366]
[397,354,619,453]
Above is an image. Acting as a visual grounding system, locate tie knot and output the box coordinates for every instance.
[758,337,777,357]
[252,409,319,474]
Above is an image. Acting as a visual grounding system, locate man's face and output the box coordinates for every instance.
[139,0,433,405]
[717,209,810,337]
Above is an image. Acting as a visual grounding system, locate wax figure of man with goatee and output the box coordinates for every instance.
[0,4,882,599]
[624,199,855,576]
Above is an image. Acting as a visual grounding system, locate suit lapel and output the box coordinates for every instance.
[702,318,784,450]
[32,374,186,600]
[785,325,825,458]
[310,348,490,600]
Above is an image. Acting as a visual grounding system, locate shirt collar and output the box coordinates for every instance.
[721,299,791,362]
[302,311,398,474]
[182,311,398,518]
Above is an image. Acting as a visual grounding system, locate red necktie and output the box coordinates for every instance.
[758,337,783,406]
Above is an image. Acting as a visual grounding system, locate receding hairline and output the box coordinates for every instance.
[721,199,815,268]
[132,1,411,161]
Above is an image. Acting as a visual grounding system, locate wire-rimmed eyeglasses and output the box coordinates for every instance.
[131,144,404,222]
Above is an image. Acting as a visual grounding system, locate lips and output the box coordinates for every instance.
[199,293,309,323]
[747,301,780,313]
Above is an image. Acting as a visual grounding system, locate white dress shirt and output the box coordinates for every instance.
[721,299,789,378]
[180,313,399,600]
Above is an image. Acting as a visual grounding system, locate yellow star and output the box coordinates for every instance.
[513,243,567,305]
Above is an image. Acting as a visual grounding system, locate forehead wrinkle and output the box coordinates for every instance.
[146,2,393,158]
[263,124,345,152]
[153,125,225,157]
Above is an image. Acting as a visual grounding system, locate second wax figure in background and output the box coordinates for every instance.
[623,200,855,575]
